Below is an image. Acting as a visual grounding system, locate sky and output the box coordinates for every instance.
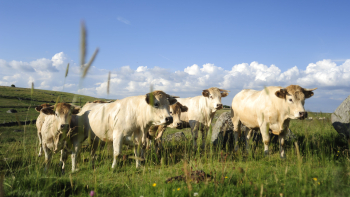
[0,0,349,112]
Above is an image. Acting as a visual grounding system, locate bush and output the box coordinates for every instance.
[11,84,15,87]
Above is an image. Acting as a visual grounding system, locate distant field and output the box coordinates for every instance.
[0,86,102,123]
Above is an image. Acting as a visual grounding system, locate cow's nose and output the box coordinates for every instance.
[299,112,307,118]
[165,117,173,124]
[217,104,223,109]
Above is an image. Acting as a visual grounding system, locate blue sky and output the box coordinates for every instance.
[1,1,349,112]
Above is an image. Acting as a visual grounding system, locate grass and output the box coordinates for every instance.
[1,107,349,196]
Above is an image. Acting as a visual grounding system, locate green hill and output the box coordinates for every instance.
[0,86,102,123]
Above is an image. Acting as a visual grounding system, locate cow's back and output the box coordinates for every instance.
[232,86,283,129]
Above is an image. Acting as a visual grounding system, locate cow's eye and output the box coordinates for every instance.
[209,95,213,99]
[55,113,58,117]
[289,99,293,102]
[170,111,173,115]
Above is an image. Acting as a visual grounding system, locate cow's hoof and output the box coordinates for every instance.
[264,150,269,156]
[38,154,42,157]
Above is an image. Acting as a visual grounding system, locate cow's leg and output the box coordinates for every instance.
[278,128,288,159]
[43,144,51,171]
[200,125,208,150]
[260,123,270,156]
[189,120,199,150]
[71,144,81,172]
[232,120,241,152]
[60,149,68,175]
[111,130,123,169]
[133,130,146,168]
[245,128,253,154]
[37,131,43,157]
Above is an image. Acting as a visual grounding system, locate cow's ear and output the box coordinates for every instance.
[42,108,55,115]
[275,89,287,99]
[145,93,155,105]
[202,89,209,97]
[35,106,42,112]
[72,106,81,114]
[221,92,229,97]
[168,97,177,105]
[303,88,317,99]
[181,105,188,112]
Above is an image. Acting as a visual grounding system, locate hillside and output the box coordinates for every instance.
[0,86,103,123]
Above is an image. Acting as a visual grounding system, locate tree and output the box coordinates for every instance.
[11,84,15,87]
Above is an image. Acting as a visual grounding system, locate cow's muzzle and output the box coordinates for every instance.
[298,112,308,120]
[165,117,173,124]
[216,104,223,110]
[176,122,183,129]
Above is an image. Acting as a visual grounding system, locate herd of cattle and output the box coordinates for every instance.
[34,85,317,173]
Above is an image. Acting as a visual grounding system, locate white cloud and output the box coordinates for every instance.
[117,17,130,25]
[0,54,349,112]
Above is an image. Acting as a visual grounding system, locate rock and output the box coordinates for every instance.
[211,112,243,148]
[163,132,187,142]
[6,109,17,113]
[211,112,297,148]
[331,95,350,140]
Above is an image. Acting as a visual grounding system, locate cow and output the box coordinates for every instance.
[40,103,86,173]
[176,87,229,150]
[231,85,317,158]
[147,102,188,152]
[35,103,53,157]
[79,90,178,168]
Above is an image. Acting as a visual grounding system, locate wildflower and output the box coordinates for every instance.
[89,190,95,197]
[280,193,283,197]
[318,182,320,185]
[177,188,180,191]
[152,183,156,187]
[338,151,340,153]
[194,192,199,196]
[313,178,317,181]
[225,176,228,179]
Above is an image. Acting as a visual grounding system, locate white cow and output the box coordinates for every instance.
[231,85,317,158]
[79,90,177,168]
[40,103,90,173]
[176,87,229,149]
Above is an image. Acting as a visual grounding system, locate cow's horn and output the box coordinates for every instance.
[303,88,317,91]
[219,89,230,92]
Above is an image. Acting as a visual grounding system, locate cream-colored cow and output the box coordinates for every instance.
[79,90,177,168]
[176,87,229,150]
[35,103,53,157]
[231,85,317,158]
[40,103,86,173]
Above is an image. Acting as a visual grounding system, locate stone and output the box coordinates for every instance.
[211,112,297,148]
[6,109,17,113]
[163,132,187,143]
[331,95,350,140]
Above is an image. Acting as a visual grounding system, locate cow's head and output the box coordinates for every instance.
[35,103,52,112]
[275,85,317,120]
[202,87,229,112]
[41,103,81,152]
[168,102,188,129]
[145,90,178,125]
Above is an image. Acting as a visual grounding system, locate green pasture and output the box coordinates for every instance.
[0,102,349,196]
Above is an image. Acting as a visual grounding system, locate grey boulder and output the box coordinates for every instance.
[331,95,350,141]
